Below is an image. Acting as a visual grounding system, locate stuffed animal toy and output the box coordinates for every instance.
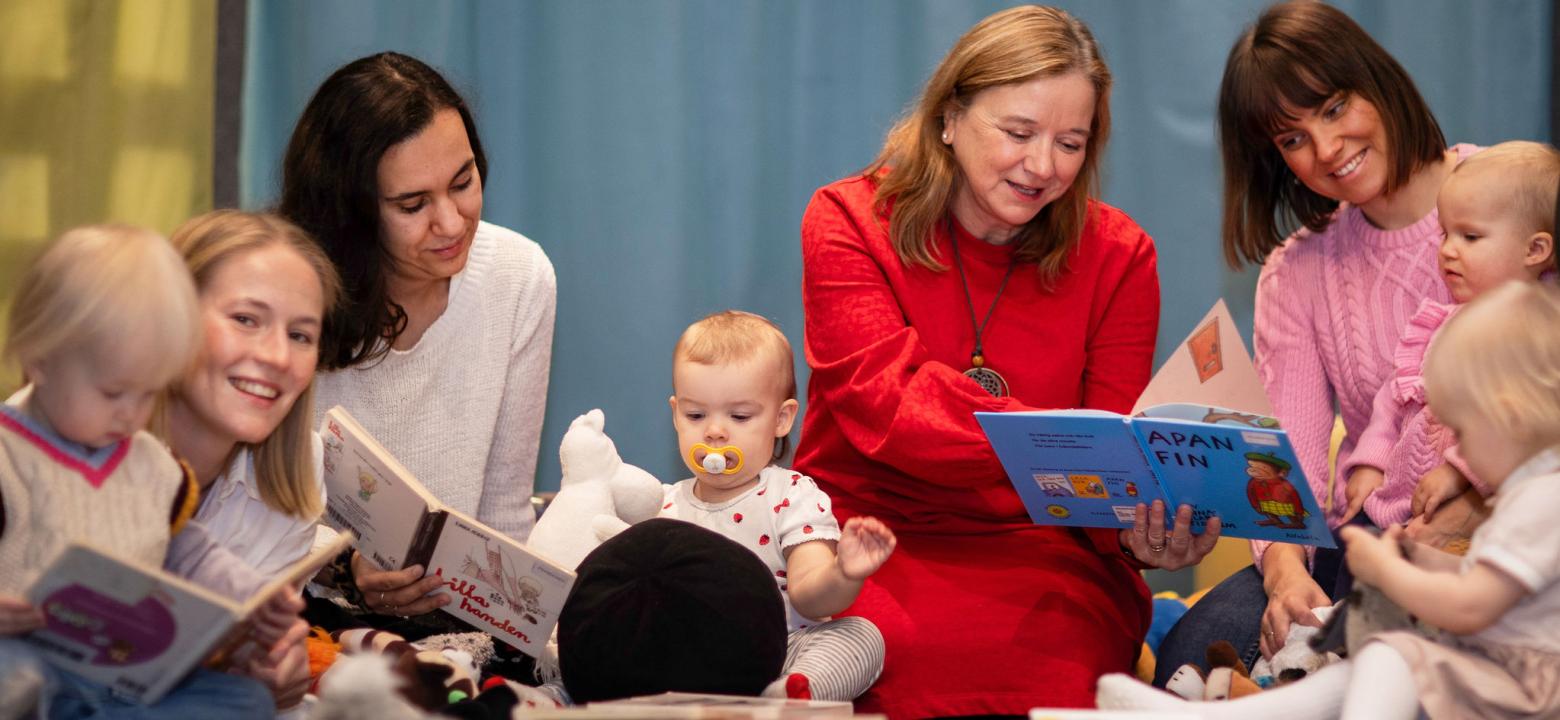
[1250,604,1342,687]
[1164,640,1262,702]
[327,628,478,711]
[526,409,663,571]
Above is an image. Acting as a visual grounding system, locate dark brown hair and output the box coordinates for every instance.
[865,5,1111,284]
[1219,1,1445,268]
[278,52,487,369]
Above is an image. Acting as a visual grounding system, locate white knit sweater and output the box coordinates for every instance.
[314,221,555,542]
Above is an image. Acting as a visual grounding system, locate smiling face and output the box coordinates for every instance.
[377,108,483,295]
[669,355,798,503]
[171,243,326,454]
[942,72,1095,245]
[1271,93,1392,212]
[1437,167,1554,303]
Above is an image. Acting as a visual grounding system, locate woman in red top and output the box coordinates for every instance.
[795,6,1220,716]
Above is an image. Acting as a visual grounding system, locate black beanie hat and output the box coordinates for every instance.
[558,518,787,703]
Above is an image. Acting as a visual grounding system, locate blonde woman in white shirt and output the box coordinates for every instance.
[156,209,342,711]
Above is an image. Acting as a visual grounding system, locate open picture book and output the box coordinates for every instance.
[319,405,575,656]
[976,300,1334,547]
[24,531,353,705]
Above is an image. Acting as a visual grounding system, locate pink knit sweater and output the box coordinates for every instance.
[1249,144,1476,571]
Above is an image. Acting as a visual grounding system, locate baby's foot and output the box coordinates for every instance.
[761,673,812,700]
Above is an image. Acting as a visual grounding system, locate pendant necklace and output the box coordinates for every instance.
[948,217,1017,397]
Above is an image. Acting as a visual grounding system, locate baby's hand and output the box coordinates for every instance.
[1341,525,1403,586]
[837,517,896,581]
[1341,466,1384,524]
[0,595,44,636]
[1412,463,1470,519]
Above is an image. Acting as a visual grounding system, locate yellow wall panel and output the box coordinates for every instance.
[115,0,192,85]
[0,155,51,241]
[0,0,70,81]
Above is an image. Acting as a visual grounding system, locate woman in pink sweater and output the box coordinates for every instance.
[1153,1,1475,683]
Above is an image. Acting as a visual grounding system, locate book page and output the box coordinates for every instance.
[976,411,1170,529]
[424,513,573,656]
[1132,299,1272,417]
[320,406,440,570]
[1131,417,1333,547]
[25,545,239,704]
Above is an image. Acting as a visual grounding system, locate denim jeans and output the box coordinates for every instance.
[1151,516,1372,687]
[0,639,274,719]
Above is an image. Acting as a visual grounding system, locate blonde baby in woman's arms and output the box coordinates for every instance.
[659,310,895,701]
[1341,141,1560,531]
[0,225,302,718]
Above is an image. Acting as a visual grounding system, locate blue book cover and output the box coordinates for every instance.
[975,404,1333,547]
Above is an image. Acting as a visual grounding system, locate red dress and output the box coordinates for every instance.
[795,175,1159,717]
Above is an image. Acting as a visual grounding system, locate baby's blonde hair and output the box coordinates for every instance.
[673,311,797,461]
[1425,281,1560,445]
[5,224,200,386]
[1451,141,1560,242]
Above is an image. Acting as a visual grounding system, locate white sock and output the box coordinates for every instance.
[1098,661,1350,720]
[1340,643,1420,720]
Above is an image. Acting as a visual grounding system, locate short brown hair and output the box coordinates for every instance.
[1218,1,1446,267]
[865,5,1111,285]
[673,311,796,462]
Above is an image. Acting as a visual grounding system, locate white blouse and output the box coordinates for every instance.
[194,433,327,576]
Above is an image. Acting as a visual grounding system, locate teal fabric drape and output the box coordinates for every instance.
[242,1,1552,492]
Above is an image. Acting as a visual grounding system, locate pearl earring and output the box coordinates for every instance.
[942,131,951,143]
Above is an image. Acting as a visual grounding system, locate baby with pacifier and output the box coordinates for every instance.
[659,311,896,701]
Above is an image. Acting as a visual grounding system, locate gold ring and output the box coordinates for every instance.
[1148,541,1167,552]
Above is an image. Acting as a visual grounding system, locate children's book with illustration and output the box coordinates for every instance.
[319,406,575,656]
[976,301,1335,547]
[24,531,353,704]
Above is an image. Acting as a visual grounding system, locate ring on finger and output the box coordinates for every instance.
[1147,540,1167,552]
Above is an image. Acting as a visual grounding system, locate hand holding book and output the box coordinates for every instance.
[0,594,44,636]
[1118,499,1223,570]
[350,555,450,617]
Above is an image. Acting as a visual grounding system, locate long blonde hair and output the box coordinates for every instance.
[865,4,1112,284]
[160,210,343,520]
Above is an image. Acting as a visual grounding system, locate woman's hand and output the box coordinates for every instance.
[836,516,897,581]
[1257,547,1329,660]
[1341,466,1383,524]
[0,595,44,636]
[1117,500,1221,571]
[1411,463,1470,519]
[351,551,450,616]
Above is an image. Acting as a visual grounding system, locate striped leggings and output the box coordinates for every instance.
[780,616,885,701]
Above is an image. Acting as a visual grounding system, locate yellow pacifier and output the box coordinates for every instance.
[689,444,744,475]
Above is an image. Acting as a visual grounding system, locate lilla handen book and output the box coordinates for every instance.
[319,406,574,655]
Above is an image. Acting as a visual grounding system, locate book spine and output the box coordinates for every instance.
[406,510,450,569]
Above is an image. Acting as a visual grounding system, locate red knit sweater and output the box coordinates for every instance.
[795,175,1159,716]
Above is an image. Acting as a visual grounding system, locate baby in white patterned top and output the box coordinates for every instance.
[659,310,895,701]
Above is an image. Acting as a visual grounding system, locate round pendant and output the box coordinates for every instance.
[964,366,1010,397]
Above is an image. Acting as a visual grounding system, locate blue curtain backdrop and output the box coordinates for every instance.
[241,1,1552,493]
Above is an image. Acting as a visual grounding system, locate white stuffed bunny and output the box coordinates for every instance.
[527,409,664,571]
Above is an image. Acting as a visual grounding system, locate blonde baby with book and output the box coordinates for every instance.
[0,225,301,718]
[658,311,896,701]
